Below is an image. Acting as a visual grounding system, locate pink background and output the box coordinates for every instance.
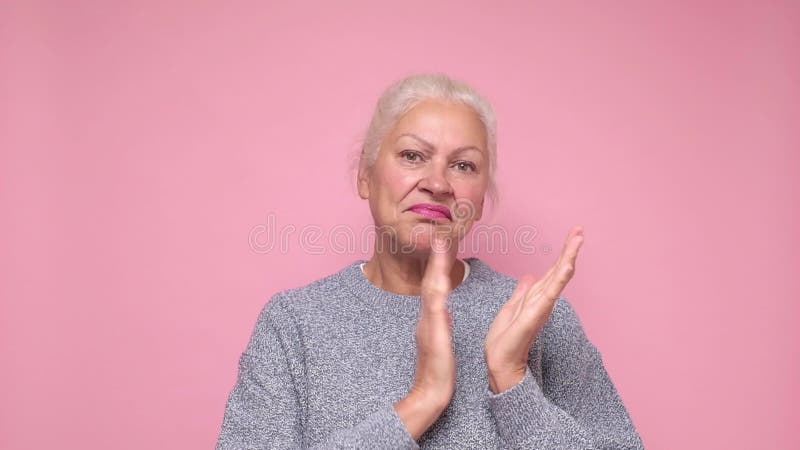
[2,1,798,449]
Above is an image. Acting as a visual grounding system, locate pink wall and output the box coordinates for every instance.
[2,1,798,448]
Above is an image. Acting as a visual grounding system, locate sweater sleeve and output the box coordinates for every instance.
[486,296,644,450]
[216,294,420,450]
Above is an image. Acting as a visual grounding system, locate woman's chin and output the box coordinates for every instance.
[371,222,461,256]
[398,235,459,257]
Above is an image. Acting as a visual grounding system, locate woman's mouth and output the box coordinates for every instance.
[407,203,452,220]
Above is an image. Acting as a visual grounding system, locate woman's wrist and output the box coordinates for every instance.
[487,367,526,394]
[393,390,447,441]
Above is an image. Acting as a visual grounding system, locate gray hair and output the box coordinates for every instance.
[358,73,499,205]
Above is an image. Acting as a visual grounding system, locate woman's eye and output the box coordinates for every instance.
[402,151,422,162]
[454,161,477,172]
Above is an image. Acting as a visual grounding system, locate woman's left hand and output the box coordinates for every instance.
[484,225,585,393]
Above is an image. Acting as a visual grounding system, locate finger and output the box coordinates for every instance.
[506,274,536,307]
[420,236,456,313]
[557,227,584,282]
[537,226,585,296]
[549,225,583,274]
[533,228,585,303]
[518,227,585,309]
[542,262,575,301]
[536,263,558,291]
[520,261,558,311]
[558,225,584,268]
[503,227,585,344]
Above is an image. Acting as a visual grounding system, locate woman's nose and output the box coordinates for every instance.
[418,166,453,197]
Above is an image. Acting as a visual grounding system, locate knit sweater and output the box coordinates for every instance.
[216,257,644,449]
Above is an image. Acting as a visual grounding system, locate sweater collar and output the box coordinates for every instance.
[340,257,493,313]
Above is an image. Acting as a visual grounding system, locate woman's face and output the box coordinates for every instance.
[358,99,490,256]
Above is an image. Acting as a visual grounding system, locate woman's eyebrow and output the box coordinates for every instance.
[398,132,484,154]
[398,133,434,149]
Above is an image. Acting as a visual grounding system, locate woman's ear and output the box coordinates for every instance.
[357,163,370,200]
[475,197,484,221]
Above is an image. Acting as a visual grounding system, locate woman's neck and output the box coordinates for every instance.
[362,251,465,296]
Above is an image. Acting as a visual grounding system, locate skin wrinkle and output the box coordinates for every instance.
[398,132,485,156]
[358,99,489,297]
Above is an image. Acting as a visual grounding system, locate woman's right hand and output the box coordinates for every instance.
[394,236,458,440]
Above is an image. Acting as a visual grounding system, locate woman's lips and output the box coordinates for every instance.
[407,203,452,220]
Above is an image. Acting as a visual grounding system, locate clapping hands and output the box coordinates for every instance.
[484,225,585,393]
[395,226,584,438]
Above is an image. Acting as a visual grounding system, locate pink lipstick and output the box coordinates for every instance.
[407,203,452,220]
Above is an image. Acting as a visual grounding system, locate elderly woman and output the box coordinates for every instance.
[217,74,643,449]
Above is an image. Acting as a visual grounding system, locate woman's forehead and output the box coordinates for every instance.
[389,100,488,149]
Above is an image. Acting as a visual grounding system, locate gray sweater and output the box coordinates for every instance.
[216,258,644,449]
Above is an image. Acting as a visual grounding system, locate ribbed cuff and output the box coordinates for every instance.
[486,366,549,447]
[381,404,421,449]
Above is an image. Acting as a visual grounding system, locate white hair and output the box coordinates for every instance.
[358,73,499,205]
